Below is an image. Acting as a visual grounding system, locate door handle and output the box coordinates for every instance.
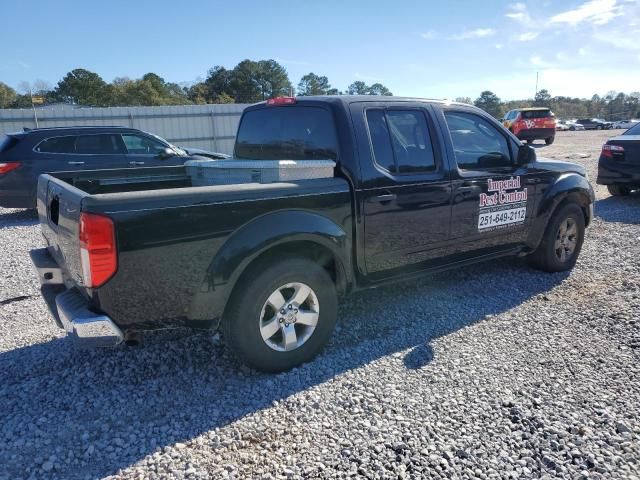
[67,161,85,165]
[525,178,540,184]
[457,186,480,193]
[369,193,397,204]
[129,161,145,166]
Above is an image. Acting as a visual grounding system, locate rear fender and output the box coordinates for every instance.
[188,210,351,324]
[528,173,594,248]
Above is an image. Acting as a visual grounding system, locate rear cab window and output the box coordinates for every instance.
[234,106,338,161]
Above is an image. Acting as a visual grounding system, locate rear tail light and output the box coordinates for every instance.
[79,212,117,288]
[601,144,624,159]
[266,96,296,106]
[0,162,21,174]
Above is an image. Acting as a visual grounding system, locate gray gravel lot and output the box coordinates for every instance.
[0,130,638,479]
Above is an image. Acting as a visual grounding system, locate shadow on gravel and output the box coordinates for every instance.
[0,208,38,229]
[595,192,640,224]
[0,259,569,479]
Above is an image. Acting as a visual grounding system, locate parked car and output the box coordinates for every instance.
[0,126,227,208]
[576,118,612,130]
[31,96,594,372]
[502,107,557,145]
[612,119,639,130]
[557,120,585,131]
[597,121,640,196]
[565,120,586,131]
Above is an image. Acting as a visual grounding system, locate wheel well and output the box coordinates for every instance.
[223,241,348,319]
[556,194,591,227]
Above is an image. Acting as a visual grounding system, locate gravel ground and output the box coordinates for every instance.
[0,130,638,479]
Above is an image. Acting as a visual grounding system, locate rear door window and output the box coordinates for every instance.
[35,136,77,153]
[235,106,338,160]
[366,109,437,174]
[75,134,124,154]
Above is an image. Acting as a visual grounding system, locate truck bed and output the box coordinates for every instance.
[37,166,352,331]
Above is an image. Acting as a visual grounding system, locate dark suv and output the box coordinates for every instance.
[576,118,612,130]
[0,126,201,208]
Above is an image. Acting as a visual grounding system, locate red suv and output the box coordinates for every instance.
[503,108,557,145]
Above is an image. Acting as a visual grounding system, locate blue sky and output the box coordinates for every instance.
[1,0,638,100]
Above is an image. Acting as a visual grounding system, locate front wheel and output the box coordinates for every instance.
[222,257,338,372]
[526,139,533,145]
[607,184,631,196]
[527,203,585,272]
[545,136,555,145]
[596,125,602,130]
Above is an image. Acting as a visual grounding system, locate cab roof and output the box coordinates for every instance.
[515,107,551,111]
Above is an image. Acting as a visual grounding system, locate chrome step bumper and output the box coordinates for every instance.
[30,248,123,347]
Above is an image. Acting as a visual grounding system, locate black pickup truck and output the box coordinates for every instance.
[31,96,594,372]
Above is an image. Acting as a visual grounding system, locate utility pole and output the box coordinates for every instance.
[29,86,39,129]
[535,72,539,98]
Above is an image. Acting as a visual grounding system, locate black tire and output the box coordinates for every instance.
[569,126,576,131]
[222,257,337,373]
[596,125,602,130]
[607,184,631,196]
[527,203,585,273]
[526,139,533,145]
[545,136,555,145]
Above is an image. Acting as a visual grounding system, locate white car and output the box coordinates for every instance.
[613,119,639,129]
[559,120,585,131]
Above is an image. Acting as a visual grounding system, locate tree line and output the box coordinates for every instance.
[0,59,392,109]
[463,90,640,122]
[1,61,637,122]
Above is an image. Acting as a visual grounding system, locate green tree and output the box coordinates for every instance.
[454,97,473,105]
[255,59,292,99]
[297,72,332,96]
[533,89,551,107]
[56,68,109,106]
[0,82,17,108]
[229,59,292,102]
[203,66,233,103]
[368,83,392,96]
[347,81,369,95]
[474,90,504,119]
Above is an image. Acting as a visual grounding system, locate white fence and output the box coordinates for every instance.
[0,103,249,155]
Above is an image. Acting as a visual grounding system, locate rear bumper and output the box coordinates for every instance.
[516,128,556,140]
[30,247,123,347]
[597,158,640,186]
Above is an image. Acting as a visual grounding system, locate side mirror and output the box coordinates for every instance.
[157,147,175,159]
[517,143,536,165]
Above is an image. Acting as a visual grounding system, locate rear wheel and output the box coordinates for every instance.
[528,203,585,272]
[222,257,337,372]
[607,184,631,196]
[545,136,555,145]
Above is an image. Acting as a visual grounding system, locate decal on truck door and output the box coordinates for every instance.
[478,177,527,231]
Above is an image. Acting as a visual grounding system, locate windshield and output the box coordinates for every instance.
[624,122,640,135]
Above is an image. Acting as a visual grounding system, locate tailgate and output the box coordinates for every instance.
[37,174,87,287]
